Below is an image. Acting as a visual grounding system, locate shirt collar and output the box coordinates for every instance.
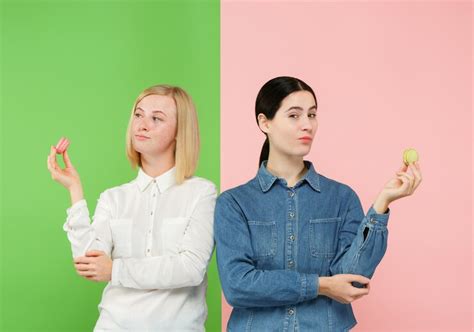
[257,160,321,193]
[135,166,177,193]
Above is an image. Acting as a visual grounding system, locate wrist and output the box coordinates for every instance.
[69,184,84,205]
[318,276,331,296]
[373,194,390,214]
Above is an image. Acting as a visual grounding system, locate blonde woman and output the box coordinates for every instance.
[47,85,217,331]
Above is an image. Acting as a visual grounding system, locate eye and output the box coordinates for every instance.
[308,113,317,118]
[153,117,162,122]
[134,113,142,118]
[289,114,299,119]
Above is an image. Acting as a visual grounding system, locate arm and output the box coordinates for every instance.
[63,190,113,258]
[110,183,217,290]
[214,192,319,308]
[329,189,389,279]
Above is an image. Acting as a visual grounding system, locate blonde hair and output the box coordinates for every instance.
[126,85,200,184]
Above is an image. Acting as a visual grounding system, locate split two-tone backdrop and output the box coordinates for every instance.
[1,0,471,331]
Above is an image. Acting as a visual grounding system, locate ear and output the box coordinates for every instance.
[257,113,270,134]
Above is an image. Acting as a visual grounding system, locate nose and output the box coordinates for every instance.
[300,115,312,132]
[137,116,152,132]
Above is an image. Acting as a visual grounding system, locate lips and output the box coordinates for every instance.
[135,135,150,139]
[298,136,312,141]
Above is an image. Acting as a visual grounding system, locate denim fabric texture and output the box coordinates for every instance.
[215,161,390,332]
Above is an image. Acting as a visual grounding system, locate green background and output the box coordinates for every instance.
[0,0,220,330]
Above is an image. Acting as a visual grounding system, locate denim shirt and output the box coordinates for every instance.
[214,161,390,332]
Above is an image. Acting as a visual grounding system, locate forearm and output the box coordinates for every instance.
[330,206,389,278]
[64,192,112,258]
[111,250,210,290]
[219,260,319,308]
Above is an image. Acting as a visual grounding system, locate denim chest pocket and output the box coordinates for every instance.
[110,218,133,258]
[247,220,277,259]
[309,217,341,258]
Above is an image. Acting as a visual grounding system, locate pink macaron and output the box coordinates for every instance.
[55,137,70,154]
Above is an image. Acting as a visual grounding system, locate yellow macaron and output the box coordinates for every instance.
[403,148,419,165]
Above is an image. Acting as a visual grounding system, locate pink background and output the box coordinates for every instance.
[221,1,472,331]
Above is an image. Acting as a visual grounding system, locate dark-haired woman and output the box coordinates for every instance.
[214,76,422,331]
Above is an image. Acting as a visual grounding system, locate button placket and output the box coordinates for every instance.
[146,183,159,256]
[286,188,297,270]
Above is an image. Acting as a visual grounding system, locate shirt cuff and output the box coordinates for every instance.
[300,273,319,302]
[366,205,390,227]
[111,258,123,286]
[66,199,87,216]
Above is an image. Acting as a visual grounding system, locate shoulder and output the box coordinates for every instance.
[178,176,217,196]
[216,178,259,208]
[100,181,135,200]
[317,172,358,200]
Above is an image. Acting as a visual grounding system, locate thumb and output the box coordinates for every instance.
[86,250,105,257]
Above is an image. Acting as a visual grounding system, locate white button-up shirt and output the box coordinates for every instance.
[63,166,217,331]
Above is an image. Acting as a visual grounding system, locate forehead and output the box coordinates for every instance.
[279,90,316,109]
[136,94,176,113]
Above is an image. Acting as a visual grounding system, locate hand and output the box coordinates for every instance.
[374,162,423,212]
[318,274,371,304]
[47,144,81,190]
[74,250,112,282]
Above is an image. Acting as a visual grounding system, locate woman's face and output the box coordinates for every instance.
[262,90,318,159]
[131,94,178,157]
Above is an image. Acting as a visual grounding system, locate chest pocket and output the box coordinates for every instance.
[309,217,341,258]
[161,217,190,254]
[247,220,277,259]
[110,218,133,258]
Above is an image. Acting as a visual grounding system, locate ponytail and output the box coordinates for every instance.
[259,136,270,167]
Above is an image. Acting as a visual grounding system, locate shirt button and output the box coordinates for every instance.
[152,194,156,197]
[288,308,294,315]
[150,211,153,215]
[147,249,151,253]
[370,218,376,224]
[153,179,156,183]
[288,260,294,267]
[289,212,295,218]
[289,235,295,241]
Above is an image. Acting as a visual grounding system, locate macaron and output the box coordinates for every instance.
[55,137,70,154]
[403,148,419,165]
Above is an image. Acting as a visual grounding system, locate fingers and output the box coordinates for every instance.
[86,250,106,257]
[396,171,414,193]
[352,285,370,297]
[47,151,62,180]
[74,256,93,264]
[398,163,408,173]
[63,149,73,168]
[49,146,59,170]
[409,162,422,190]
[74,263,90,271]
[77,269,96,277]
[346,274,370,285]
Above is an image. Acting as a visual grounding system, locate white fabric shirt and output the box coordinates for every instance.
[63,166,217,331]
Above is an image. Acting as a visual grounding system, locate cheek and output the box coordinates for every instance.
[156,123,177,142]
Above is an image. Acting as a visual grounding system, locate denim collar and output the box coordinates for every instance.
[135,166,177,193]
[257,160,321,193]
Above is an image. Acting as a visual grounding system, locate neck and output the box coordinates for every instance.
[140,150,175,178]
[266,150,307,187]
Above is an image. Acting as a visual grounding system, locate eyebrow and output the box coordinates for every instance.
[135,107,167,116]
[285,105,317,112]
